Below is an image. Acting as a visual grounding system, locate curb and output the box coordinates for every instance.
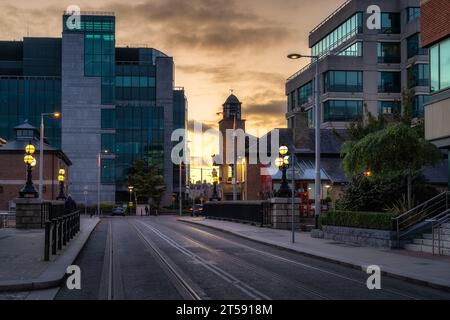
[0,218,100,293]
[179,218,450,293]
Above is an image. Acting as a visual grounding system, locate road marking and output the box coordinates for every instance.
[107,220,114,300]
[179,222,420,300]
[132,222,202,300]
[136,220,271,300]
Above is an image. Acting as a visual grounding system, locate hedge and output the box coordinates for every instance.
[319,211,395,231]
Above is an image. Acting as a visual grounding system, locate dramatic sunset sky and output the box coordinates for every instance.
[0,0,345,178]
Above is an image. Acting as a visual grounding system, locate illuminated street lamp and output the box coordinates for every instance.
[57,168,66,200]
[39,112,61,199]
[20,144,39,198]
[128,186,134,215]
[364,170,373,177]
[275,146,292,198]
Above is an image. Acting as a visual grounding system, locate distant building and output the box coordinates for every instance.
[286,0,429,130]
[0,122,71,211]
[0,12,187,206]
[216,94,262,200]
[421,0,450,190]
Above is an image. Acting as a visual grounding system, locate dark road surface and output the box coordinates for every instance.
[55,216,450,300]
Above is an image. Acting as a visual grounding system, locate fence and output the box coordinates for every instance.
[204,201,272,227]
[0,211,15,228]
[44,211,81,261]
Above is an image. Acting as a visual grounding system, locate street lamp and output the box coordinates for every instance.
[97,149,109,217]
[39,112,61,200]
[288,53,321,228]
[275,146,292,198]
[20,143,39,198]
[128,186,134,215]
[57,168,66,200]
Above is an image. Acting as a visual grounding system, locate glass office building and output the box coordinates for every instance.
[286,0,429,128]
[0,12,186,205]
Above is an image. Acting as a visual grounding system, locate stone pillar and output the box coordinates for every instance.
[15,198,43,229]
[270,198,300,230]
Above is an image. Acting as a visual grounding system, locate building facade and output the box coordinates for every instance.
[286,0,429,129]
[0,123,71,210]
[421,0,450,189]
[0,12,186,206]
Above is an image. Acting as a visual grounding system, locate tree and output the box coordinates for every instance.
[128,159,166,212]
[342,123,441,207]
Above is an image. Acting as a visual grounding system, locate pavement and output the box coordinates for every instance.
[178,217,450,292]
[0,216,100,293]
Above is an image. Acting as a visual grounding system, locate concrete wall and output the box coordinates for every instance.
[320,225,397,248]
[156,57,174,207]
[425,92,450,146]
[61,33,115,205]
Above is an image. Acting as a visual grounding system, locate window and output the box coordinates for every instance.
[430,37,450,92]
[338,42,362,57]
[378,72,401,93]
[406,7,420,22]
[297,82,313,106]
[101,109,116,129]
[380,13,401,34]
[377,42,401,63]
[307,108,314,128]
[324,100,363,122]
[101,133,116,153]
[324,71,363,93]
[413,95,430,118]
[408,64,429,88]
[311,13,363,58]
[407,34,428,58]
[288,91,296,110]
[101,159,115,184]
[378,101,401,115]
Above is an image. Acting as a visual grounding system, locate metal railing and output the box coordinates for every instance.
[44,211,81,261]
[393,192,450,247]
[310,0,352,34]
[287,27,361,81]
[427,211,450,256]
[204,201,272,227]
[0,211,15,228]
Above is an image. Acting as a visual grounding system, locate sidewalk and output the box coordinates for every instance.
[0,217,100,292]
[179,217,450,291]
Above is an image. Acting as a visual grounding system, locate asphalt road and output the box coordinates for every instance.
[55,216,450,300]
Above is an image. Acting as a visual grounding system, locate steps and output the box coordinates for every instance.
[405,224,450,256]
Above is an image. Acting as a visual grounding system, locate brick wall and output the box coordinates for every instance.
[0,152,70,210]
[421,0,450,47]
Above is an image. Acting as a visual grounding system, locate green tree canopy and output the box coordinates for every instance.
[128,159,165,208]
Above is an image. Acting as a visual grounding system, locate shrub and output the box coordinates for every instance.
[320,210,395,231]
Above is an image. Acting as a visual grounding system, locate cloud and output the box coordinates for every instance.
[112,0,294,52]
[244,99,286,118]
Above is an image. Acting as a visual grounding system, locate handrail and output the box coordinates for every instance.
[394,192,450,247]
[310,0,352,34]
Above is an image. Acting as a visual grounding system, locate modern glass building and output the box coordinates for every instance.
[421,0,450,190]
[286,0,429,129]
[0,12,187,205]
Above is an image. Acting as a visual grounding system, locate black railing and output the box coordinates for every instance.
[204,201,272,227]
[44,211,81,261]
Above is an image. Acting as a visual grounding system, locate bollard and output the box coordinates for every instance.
[63,216,67,246]
[51,219,57,255]
[58,218,63,250]
[44,221,51,261]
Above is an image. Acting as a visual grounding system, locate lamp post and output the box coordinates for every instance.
[128,186,134,215]
[97,149,109,217]
[39,112,61,200]
[56,168,66,200]
[20,143,39,198]
[275,146,292,198]
[288,53,321,228]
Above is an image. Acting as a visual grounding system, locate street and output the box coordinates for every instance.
[55,216,450,300]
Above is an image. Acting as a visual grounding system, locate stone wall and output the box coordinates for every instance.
[320,225,397,248]
[15,198,42,229]
[271,198,300,230]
